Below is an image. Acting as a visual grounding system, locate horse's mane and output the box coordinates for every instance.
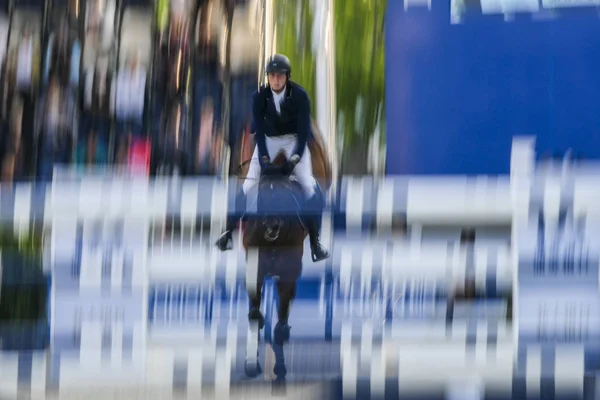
[271,152,288,166]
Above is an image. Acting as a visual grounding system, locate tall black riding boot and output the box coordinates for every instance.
[215,189,247,251]
[304,187,330,262]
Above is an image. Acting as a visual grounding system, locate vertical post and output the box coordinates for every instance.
[312,0,338,197]
[222,2,234,177]
[263,0,274,72]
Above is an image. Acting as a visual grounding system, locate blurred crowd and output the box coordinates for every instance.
[0,0,261,182]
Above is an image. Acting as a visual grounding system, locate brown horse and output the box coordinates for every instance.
[233,121,332,378]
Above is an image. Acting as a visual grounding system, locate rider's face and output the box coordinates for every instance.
[268,72,287,92]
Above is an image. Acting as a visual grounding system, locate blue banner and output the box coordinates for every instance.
[386,1,600,174]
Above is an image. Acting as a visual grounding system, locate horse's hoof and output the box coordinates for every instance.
[272,377,287,396]
[244,360,262,378]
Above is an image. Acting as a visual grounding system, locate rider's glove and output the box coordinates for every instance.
[260,155,271,168]
[282,154,300,176]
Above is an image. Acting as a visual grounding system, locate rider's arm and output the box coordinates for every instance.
[293,90,311,159]
[252,90,270,165]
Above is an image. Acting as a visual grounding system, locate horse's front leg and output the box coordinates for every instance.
[246,248,265,329]
[244,278,264,378]
[247,280,265,329]
[245,249,264,378]
[273,281,295,346]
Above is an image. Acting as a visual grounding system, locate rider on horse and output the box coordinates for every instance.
[215,54,330,262]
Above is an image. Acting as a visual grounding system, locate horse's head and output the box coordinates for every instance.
[254,152,302,243]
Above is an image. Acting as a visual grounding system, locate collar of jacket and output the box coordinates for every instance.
[266,81,293,100]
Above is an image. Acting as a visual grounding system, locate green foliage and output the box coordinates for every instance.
[0,227,45,322]
[334,0,387,148]
[275,0,386,150]
[274,0,316,115]
[0,227,43,261]
[0,285,47,320]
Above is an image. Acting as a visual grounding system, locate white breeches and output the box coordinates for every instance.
[242,135,316,198]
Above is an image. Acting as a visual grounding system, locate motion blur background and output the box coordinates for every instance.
[1,0,599,399]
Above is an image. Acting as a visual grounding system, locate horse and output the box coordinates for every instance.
[231,122,332,378]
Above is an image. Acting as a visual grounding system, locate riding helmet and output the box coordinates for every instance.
[265,54,291,77]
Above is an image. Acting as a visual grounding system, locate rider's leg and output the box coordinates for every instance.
[215,188,247,250]
[304,184,330,261]
[291,151,330,262]
[215,146,260,250]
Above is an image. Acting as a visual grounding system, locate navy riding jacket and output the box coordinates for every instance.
[252,81,311,166]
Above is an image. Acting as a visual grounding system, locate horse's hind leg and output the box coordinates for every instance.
[273,281,296,346]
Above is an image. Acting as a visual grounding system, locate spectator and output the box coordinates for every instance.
[195,0,223,115]
[2,153,14,182]
[2,97,24,180]
[0,15,9,70]
[196,97,215,173]
[227,4,259,154]
[75,126,108,166]
[45,16,81,87]
[168,10,190,55]
[166,12,191,99]
[36,77,77,178]
[156,99,190,175]
[114,128,150,176]
[115,131,131,168]
[85,0,116,52]
[87,0,105,34]
[1,49,17,122]
[114,51,146,135]
[170,0,187,22]
[69,0,81,25]
[16,25,34,93]
[84,59,112,117]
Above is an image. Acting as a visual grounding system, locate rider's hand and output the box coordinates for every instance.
[281,154,300,175]
[261,155,271,166]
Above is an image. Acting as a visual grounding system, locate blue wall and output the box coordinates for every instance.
[385,1,600,175]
